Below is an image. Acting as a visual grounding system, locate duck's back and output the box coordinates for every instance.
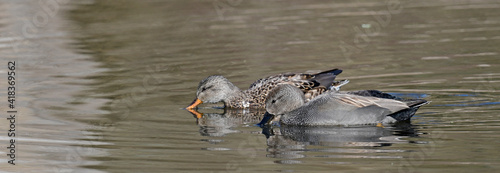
[245,69,343,108]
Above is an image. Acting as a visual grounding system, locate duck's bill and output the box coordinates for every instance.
[186,98,203,109]
[257,112,275,127]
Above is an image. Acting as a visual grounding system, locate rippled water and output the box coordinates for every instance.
[1,0,499,172]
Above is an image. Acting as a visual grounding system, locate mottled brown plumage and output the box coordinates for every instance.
[187,69,348,109]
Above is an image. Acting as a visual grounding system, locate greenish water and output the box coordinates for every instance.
[1,0,499,172]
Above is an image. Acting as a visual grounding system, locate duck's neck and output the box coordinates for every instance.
[222,84,250,108]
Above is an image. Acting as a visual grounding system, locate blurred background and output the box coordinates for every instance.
[0,0,499,172]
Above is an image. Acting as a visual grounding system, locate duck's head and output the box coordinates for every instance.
[259,84,305,125]
[186,75,240,109]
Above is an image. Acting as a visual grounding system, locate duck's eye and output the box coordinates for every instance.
[201,85,213,92]
[271,100,276,104]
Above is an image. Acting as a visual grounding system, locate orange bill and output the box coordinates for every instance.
[186,109,204,119]
[186,98,203,109]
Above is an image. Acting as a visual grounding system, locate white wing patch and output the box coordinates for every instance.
[339,96,382,108]
[242,101,250,108]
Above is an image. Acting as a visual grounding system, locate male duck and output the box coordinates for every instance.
[186,69,348,109]
[260,84,429,126]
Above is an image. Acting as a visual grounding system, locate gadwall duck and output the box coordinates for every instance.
[260,84,429,126]
[186,69,348,109]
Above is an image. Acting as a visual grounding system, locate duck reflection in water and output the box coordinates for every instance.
[262,122,419,161]
[187,108,265,137]
[187,103,422,163]
[186,108,419,143]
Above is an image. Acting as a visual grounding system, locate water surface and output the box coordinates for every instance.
[1,0,499,172]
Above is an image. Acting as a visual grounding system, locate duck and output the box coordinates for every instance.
[259,84,429,126]
[186,69,349,109]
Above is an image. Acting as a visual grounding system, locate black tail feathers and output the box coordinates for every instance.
[314,69,343,88]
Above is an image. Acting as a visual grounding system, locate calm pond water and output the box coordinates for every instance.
[1,0,499,172]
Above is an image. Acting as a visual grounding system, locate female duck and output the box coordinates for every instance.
[186,69,348,109]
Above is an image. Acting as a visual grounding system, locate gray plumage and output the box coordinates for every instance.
[265,84,429,126]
